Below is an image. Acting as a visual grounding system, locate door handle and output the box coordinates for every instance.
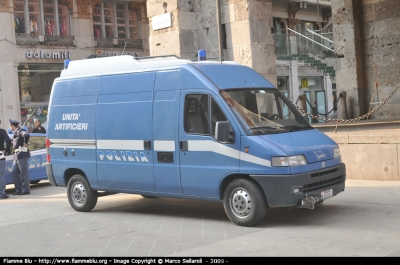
[144,140,151,150]
[180,141,188,151]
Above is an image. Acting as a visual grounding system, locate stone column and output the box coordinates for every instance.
[147,0,194,58]
[222,0,277,86]
[331,0,367,119]
[147,0,277,87]
[298,93,308,120]
[289,60,299,104]
[69,0,96,58]
[338,91,349,120]
[0,0,20,123]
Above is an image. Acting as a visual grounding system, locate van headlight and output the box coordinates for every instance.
[333,147,341,158]
[271,155,307,167]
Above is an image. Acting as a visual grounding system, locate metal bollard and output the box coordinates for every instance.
[298,93,308,120]
[338,91,349,120]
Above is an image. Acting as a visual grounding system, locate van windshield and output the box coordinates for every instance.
[220,89,312,135]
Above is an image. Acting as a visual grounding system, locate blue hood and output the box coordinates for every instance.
[259,128,338,163]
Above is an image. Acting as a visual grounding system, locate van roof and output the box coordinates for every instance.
[60,55,239,79]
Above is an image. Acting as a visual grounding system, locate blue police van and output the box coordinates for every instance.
[3,133,47,185]
[45,54,346,226]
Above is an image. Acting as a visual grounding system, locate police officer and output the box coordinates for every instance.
[0,120,11,199]
[9,119,31,195]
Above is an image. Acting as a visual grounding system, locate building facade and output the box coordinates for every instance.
[0,0,148,131]
[1,0,399,130]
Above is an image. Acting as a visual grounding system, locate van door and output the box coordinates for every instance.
[96,72,156,191]
[152,69,181,194]
[179,92,240,198]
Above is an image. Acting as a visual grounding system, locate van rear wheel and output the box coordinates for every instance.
[223,179,267,227]
[67,174,98,212]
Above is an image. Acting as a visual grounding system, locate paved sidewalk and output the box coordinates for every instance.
[1,179,399,257]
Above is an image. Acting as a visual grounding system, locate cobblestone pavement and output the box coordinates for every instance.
[1,179,399,257]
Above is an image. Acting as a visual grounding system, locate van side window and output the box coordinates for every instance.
[184,95,210,135]
[210,97,228,138]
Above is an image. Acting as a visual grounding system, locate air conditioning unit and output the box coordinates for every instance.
[38,35,45,42]
[113,39,118,45]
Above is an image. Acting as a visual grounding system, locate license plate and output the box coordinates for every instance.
[321,189,333,199]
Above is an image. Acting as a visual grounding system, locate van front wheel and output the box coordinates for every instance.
[223,179,267,227]
[67,174,98,212]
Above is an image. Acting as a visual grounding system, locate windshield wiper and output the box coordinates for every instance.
[249,126,292,135]
[282,125,312,131]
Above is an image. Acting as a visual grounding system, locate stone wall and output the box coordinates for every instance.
[332,0,400,120]
[326,132,400,181]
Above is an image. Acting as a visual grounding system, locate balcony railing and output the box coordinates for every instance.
[95,37,143,49]
[274,29,337,79]
[16,34,74,46]
[44,35,74,46]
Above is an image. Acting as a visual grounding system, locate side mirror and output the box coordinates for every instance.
[215,121,233,143]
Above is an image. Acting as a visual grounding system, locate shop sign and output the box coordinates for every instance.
[95,50,135,56]
[26,49,71,60]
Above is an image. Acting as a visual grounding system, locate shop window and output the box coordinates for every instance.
[18,64,63,132]
[93,2,139,40]
[14,0,71,36]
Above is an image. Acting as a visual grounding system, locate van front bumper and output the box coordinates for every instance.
[45,163,57,187]
[251,163,346,208]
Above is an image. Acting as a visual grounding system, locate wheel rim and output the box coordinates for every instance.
[229,188,252,219]
[71,182,87,207]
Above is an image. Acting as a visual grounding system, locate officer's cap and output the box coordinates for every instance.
[9,119,20,126]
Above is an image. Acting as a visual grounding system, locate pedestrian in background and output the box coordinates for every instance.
[32,119,46,133]
[9,119,31,195]
[0,120,11,199]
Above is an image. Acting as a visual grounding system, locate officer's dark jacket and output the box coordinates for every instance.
[0,128,11,160]
[13,127,31,160]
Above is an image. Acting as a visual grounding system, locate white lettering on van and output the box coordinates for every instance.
[62,113,80,120]
[140,152,149,162]
[120,151,127,161]
[54,123,88,130]
[126,151,135,161]
[97,151,149,162]
[29,160,36,168]
[113,151,121,161]
[106,151,113,160]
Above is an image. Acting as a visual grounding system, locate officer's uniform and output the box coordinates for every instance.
[10,119,31,195]
[0,122,11,199]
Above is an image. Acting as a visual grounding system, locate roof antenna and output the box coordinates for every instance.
[122,41,127,55]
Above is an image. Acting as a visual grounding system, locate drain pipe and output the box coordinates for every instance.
[216,0,223,62]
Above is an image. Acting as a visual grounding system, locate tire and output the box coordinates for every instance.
[67,174,98,212]
[141,195,157,199]
[30,180,40,184]
[223,179,267,227]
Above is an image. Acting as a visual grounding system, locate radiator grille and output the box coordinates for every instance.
[311,168,338,178]
[303,176,345,193]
